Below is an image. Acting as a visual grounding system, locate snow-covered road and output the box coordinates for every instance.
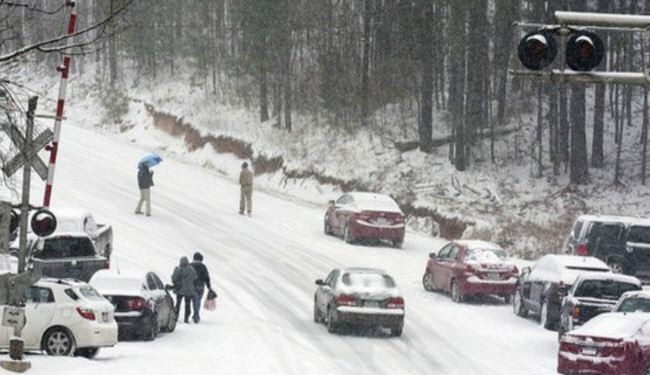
[20,125,559,374]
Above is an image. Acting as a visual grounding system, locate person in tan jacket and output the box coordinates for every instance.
[239,162,254,216]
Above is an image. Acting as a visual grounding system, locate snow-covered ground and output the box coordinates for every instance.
[7,123,560,374]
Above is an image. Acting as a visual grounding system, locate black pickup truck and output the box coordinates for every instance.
[557,273,642,338]
[26,232,110,282]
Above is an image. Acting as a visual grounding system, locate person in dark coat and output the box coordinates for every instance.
[190,252,212,323]
[135,163,154,216]
[171,256,198,323]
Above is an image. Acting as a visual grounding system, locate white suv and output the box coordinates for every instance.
[0,278,118,358]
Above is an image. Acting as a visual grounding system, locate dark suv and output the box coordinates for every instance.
[566,215,650,280]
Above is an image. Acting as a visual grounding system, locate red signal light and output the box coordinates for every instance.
[30,209,57,237]
[566,30,604,72]
[517,30,558,71]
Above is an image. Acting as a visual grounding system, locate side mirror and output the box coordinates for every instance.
[429,252,437,259]
[557,285,568,298]
[521,266,531,275]
[328,200,335,206]
[315,279,325,286]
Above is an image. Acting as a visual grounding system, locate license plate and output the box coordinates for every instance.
[487,273,501,281]
[582,347,597,356]
[365,301,379,308]
[374,218,389,225]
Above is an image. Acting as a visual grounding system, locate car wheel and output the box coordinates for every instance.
[422,271,435,292]
[75,347,100,359]
[323,215,332,235]
[161,308,177,333]
[142,313,159,341]
[43,327,75,356]
[608,259,626,274]
[513,289,528,318]
[450,280,464,303]
[540,300,554,330]
[390,324,403,337]
[313,299,323,323]
[343,225,354,244]
[503,295,511,304]
[392,240,403,249]
[327,307,338,334]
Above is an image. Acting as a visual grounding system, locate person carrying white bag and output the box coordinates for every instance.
[190,252,217,322]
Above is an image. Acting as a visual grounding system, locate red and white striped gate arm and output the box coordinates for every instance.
[43,0,77,208]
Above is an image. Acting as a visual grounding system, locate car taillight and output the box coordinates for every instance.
[126,297,146,311]
[572,306,580,319]
[393,214,405,223]
[336,294,358,306]
[358,211,371,221]
[576,243,588,256]
[76,307,96,321]
[386,297,405,309]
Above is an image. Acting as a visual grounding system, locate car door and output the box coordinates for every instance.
[21,286,56,348]
[334,195,353,234]
[528,261,556,314]
[317,270,339,313]
[152,273,173,321]
[626,225,650,275]
[441,246,461,291]
[431,244,452,290]
[589,223,625,261]
[146,273,166,325]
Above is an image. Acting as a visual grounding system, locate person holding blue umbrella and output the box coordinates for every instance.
[135,153,161,216]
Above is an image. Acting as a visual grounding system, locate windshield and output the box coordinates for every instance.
[616,297,650,313]
[465,248,507,262]
[341,272,396,288]
[575,279,640,300]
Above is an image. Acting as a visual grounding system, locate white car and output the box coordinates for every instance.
[0,278,117,358]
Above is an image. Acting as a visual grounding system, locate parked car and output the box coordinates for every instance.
[513,254,611,330]
[0,278,117,358]
[558,312,650,375]
[566,215,650,279]
[27,232,109,282]
[613,290,650,313]
[313,267,405,336]
[323,192,405,248]
[89,269,176,341]
[565,215,630,255]
[558,273,642,337]
[54,210,113,259]
[422,240,518,303]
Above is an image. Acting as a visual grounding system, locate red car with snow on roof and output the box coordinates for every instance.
[558,312,650,375]
[323,192,405,248]
[422,240,518,303]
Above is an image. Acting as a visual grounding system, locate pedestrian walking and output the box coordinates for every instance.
[171,256,197,323]
[239,161,253,216]
[190,252,212,323]
[135,163,154,216]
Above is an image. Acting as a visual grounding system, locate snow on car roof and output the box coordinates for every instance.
[548,254,609,269]
[342,267,387,275]
[37,278,88,288]
[348,192,402,212]
[42,231,91,239]
[574,272,642,286]
[570,312,650,339]
[456,240,503,250]
[619,290,650,300]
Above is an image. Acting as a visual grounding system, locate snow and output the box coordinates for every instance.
[2,122,562,375]
[568,312,650,340]
[528,254,611,285]
[348,192,403,213]
[89,270,145,295]
[573,272,642,286]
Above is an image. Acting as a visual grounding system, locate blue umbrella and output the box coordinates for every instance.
[138,153,162,168]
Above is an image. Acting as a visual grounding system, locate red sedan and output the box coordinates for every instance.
[323,192,405,248]
[422,240,518,303]
[558,312,650,375]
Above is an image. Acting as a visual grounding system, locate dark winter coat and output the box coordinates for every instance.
[191,260,211,290]
[138,165,154,189]
[171,257,198,296]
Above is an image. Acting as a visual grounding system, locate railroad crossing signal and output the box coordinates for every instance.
[1,100,52,181]
[512,11,650,85]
